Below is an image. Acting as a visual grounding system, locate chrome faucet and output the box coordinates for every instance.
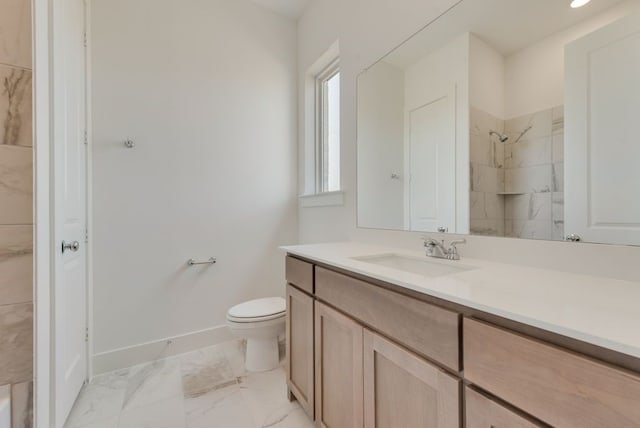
[422,237,466,261]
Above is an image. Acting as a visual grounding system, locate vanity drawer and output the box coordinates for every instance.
[315,266,460,371]
[465,387,542,428]
[464,318,640,427]
[286,256,314,294]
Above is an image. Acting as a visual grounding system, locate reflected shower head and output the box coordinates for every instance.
[489,130,509,143]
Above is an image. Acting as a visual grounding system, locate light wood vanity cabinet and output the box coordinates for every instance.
[285,255,314,294]
[285,283,314,419]
[464,318,640,427]
[285,255,640,427]
[286,257,462,427]
[313,300,460,428]
[315,266,460,371]
[314,302,363,428]
[364,330,460,428]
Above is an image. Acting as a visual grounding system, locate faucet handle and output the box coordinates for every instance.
[421,236,437,246]
[447,238,466,260]
[422,236,440,257]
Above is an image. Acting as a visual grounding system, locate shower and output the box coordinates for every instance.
[489,130,509,143]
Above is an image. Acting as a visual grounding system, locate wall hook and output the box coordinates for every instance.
[124,139,135,148]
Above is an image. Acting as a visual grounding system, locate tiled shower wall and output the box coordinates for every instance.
[470,107,505,237]
[0,0,34,426]
[470,106,565,241]
[504,107,564,241]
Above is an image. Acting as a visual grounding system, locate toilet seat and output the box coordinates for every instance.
[227,297,286,323]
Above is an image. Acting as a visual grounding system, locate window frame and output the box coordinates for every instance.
[315,59,340,194]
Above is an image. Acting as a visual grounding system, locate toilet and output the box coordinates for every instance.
[226,297,286,372]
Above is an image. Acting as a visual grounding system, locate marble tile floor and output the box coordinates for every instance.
[64,339,314,428]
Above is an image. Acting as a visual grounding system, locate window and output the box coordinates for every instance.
[301,42,342,203]
[316,61,340,193]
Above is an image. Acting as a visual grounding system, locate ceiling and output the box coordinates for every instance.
[383,0,632,68]
[250,0,310,19]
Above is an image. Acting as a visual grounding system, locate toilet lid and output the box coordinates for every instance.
[228,297,286,320]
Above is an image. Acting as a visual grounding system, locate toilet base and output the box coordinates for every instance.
[227,310,286,373]
[245,337,280,372]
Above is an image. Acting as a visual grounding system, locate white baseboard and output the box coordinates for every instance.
[92,325,234,376]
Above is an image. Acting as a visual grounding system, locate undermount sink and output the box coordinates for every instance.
[352,253,476,278]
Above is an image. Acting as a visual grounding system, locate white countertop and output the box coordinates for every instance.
[281,242,640,359]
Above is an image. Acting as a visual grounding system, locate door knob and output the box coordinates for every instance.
[62,240,80,253]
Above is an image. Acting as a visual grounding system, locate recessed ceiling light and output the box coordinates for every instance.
[571,0,591,8]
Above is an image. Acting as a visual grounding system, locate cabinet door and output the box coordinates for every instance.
[315,302,364,428]
[364,330,460,428]
[286,284,314,419]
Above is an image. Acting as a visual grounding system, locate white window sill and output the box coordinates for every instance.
[299,191,344,208]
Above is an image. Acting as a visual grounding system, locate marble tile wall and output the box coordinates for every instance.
[0,0,34,425]
[470,106,565,241]
[470,107,505,237]
[504,106,564,241]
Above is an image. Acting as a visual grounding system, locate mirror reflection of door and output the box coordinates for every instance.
[407,92,456,232]
[356,32,468,234]
[565,13,640,245]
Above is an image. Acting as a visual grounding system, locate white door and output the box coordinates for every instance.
[408,92,456,232]
[52,0,88,425]
[565,13,640,246]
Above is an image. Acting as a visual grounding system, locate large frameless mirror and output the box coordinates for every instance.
[356,0,640,246]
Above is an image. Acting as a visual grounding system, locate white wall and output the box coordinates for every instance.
[357,62,405,229]
[298,0,640,283]
[91,0,298,358]
[469,34,504,119]
[504,0,640,119]
[297,0,459,244]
